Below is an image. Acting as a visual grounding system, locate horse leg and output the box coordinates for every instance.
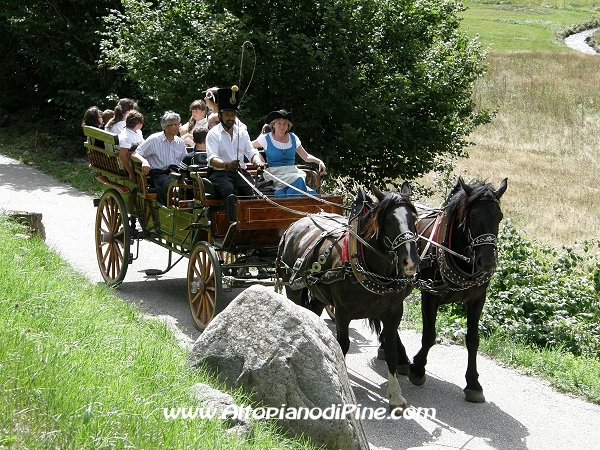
[395,332,410,375]
[284,286,309,308]
[306,290,326,317]
[335,313,351,356]
[464,296,486,403]
[409,294,438,386]
[377,331,410,375]
[382,320,408,411]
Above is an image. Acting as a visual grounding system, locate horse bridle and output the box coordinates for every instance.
[382,230,418,273]
[459,198,501,268]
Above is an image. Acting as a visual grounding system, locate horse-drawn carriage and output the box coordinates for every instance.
[83,125,344,330]
[85,123,509,409]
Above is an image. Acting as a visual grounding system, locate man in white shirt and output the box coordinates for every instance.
[206,86,265,222]
[132,111,187,205]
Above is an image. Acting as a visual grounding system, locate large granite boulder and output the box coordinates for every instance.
[190,285,369,450]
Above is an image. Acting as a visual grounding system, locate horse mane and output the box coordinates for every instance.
[446,180,500,230]
[360,191,415,239]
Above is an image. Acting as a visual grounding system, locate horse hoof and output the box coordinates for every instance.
[397,363,410,376]
[464,388,485,403]
[409,371,426,386]
[377,347,385,360]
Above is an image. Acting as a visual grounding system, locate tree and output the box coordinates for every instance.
[101,0,488,185]
[0,0,129,133]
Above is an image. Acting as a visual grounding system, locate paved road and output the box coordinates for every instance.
[2,154,600,450]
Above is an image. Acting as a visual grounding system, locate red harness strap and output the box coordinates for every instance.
[342,231,350,262]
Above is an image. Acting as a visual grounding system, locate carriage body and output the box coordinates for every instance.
[83,126,344,330]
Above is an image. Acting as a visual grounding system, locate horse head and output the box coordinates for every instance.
[448,177,508,273]
[361,182,420,277]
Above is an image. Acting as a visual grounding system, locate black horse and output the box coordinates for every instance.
[276,183,420,411]
[407,177,508,403]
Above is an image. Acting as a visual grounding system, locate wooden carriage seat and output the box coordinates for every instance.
[83,126,127,178]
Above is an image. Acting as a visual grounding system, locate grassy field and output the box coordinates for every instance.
[462,0,600,52]
[457,51,600,245]
[421,0,600,246]
[0,217,318,449]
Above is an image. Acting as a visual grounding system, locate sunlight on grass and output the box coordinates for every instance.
[462,0,600,52]
[419,51,600,246]
[0,217,318,449]
[480,334,600,404]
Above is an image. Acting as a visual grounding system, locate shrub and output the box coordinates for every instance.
[437,220,600,359]
[100,0,490,185]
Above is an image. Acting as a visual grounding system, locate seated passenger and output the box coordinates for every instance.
[102,109,114,129]
[252,109,326,198]
[180,127,208,171]
[191,127,208,152]
[105,98,138,135]
[131,111,187,206]
[82,106,103,128]
[207,112,220,130]
[203,87,219,114]
[117,111,144,182]
[180,100,208,147]
[206,86,266,222]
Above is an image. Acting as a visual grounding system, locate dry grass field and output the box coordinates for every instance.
[439,51,600,246]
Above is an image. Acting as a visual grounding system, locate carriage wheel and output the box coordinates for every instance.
[325,305,336,320]
[188,242,223,331]
[95,189,130,286]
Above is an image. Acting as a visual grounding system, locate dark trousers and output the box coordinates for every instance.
[207,169,255,199]
[150,167,177,206]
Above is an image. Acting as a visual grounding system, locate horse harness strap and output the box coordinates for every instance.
[415,210,496,294]
[281,215,414,295]
[347,216,413,295]
[285,227,348,290]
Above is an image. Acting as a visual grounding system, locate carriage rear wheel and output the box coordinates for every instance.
[188,242,223,331]
[95,189,131,286]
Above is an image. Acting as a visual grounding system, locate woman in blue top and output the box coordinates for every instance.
[252,110,326,198]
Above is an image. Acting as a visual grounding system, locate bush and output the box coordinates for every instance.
[0,0,134,135]
[100,0,490,185]
[437,220,600,359]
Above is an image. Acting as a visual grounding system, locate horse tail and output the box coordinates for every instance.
[368,318,382,337]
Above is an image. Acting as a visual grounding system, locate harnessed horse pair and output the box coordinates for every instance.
[276,177,508,411]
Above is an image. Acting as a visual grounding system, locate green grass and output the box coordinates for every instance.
[0,216,319,449]
[462,0,600,52]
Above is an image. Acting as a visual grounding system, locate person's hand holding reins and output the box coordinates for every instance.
[224,160,240,172]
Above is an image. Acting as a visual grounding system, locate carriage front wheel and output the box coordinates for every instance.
[187,242,224,331]
[95,189,131,286]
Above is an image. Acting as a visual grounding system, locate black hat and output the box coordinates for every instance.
[265,109,293,125]
[216,86,240,112]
